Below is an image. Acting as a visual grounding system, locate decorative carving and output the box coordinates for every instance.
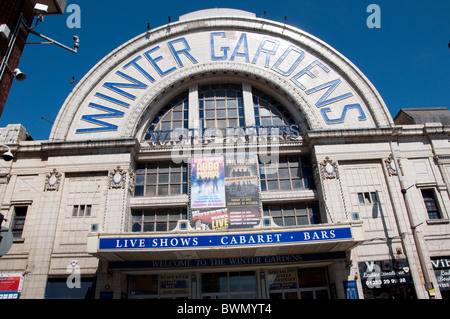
[45,168,62,191]
[128,169,135,192]
[385,154,402,176]
[319,157,339,179]
[109,166,126,189]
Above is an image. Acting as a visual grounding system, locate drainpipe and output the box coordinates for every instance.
[389,138,435,298]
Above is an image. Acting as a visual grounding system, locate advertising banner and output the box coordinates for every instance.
[159,274,189,295]
[268,269,297,290]
[358,259,412,289]
[431,257,450,291]
[190,154,261,230]
[0,273,24,299]
[190,156,226,209]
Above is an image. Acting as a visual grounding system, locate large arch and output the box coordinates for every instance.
[50,9,393,142]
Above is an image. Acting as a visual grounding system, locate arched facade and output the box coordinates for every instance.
[1,9,449,300]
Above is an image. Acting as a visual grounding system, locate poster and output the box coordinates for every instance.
[190,156,225,209]
[190,154,262,231]
[431,257,450,291]
[0,273,23,299]
[268,269,297,290]
[358,259,412,289]
[159,274,189,295]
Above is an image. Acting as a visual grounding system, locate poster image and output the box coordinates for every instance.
[191,208,229,231]
[228,206,261,228]
[190,154,262,231]
[224,154,259,208]
[190,156,225,209]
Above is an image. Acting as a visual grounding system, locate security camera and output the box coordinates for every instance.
[2,149,13,161]
[34,3,49,14]
[73,35,79,49]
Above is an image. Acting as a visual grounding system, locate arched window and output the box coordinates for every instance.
[143,83,299,143]
[198,84,244,131]
[252,88,294,127]
[144,92,188,141]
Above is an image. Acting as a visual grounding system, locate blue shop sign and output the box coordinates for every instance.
[99,227,352,250]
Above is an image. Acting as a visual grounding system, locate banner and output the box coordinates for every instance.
[190,156,226,209]
[0,273,23,299]
[190,155,261,230]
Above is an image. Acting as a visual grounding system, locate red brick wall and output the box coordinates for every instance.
[0,0,34,116]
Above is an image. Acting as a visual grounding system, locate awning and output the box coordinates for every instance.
[87,222,364,265]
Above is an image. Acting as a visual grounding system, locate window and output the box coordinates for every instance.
[11,206,27,239]
[72,205,92,217]
[253,88,294,127]
[201,271,256,299]
[134,162,188,197]
[263,202,320,226]
[421,189,442,220]
[198,84,244,132]
[144,92,188,141]
[45,277,96,299]
[259,156,314,192]
[357,192,379,205]
[131,207,187,232]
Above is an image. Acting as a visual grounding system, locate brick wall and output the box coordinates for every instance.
[0,0,34,116]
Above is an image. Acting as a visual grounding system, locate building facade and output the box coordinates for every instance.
[0,9,449,299]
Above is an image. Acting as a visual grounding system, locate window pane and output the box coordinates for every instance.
[284,217,296,226]
[143,223,154,232]
[279,180,291,190]
[156,222,167,232]
[267,180,279,191]
[158,186,168,196]
[278,168,290,179]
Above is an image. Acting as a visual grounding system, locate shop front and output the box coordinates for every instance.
[125,266,331,299]
[358,259,416,299]
[431,256,450,299]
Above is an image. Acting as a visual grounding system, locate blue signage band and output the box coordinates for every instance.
[98,227,352,250]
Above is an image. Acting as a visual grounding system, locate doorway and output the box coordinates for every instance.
[268,267,330,299]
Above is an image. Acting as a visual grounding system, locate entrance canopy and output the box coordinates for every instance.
[87,221,364,265]
[50,9,393,142]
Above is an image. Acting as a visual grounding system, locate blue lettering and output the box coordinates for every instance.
[321,104,367,124]
[230,33,249,62]
[167,37,198,67]
[143,46,176,76]
[94,92,130,108]
[76,103,124,133]
[251,37,280,67]
[289,124,300,138]
[210,32,229,60]
[306,78,353,107]
[291,60,329,90]
[123,55,156,82]
[103,71,148,100]
[272,45,305,76]
[149,129,172,143]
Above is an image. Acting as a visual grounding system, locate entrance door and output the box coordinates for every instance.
[269,267,330,299]
[201,271,257,299]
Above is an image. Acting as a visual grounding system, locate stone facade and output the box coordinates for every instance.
[0,9,449,300]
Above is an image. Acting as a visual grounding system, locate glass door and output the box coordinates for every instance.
[269,267,330,299]
[201,271,257,299]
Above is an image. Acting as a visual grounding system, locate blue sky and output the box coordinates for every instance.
[1,0,449,141]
